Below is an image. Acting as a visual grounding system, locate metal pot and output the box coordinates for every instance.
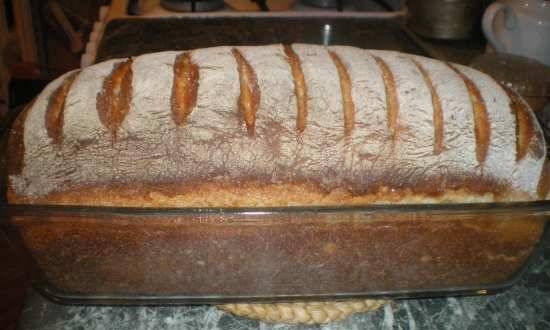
[407,0,484,39]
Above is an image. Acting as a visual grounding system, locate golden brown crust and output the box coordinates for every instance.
[96,59,133,140]
[412,59,444,155]
[7,178,524,207]
[171,52,199,126]
[283,45,308,133]
[447,63,490,164]
[373,55,398,140]
[45,71,79,145]
[6,102,33,178]
[232,48,260,135]
[329,51,355,135]
[537,160,550,200]
[502,86,541,161]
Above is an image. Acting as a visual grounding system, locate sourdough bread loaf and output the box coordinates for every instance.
[6,44,547,206]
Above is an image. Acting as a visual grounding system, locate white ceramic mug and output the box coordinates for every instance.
[482,0,550,66]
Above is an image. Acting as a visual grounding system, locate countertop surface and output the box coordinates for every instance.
[17,236,550,330]
[16,14,550,330]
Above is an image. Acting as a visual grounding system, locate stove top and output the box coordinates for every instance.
[95,15,425,63]
[83,0,411,67]
[159,0,225,12]
[126,0,402,16]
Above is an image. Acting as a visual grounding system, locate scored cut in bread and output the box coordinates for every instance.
[6,44,547,206]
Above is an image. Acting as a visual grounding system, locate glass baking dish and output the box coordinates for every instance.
[1,106,549,305]
[0,202,548,305]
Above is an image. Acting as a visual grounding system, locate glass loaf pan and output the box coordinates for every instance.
[0,106,549,304]
[0,202,548,304]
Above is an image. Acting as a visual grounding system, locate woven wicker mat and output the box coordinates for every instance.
[218,299,388,324]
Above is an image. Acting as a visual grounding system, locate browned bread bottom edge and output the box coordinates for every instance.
[7,180,530,207]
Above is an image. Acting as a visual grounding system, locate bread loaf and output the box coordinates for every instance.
[6,44,547,206]
[5,46,548,297]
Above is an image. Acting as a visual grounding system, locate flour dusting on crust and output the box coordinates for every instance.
[9,45,546,202]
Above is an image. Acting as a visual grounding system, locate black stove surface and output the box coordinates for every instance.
[160,0,225,12]
[96,16,425,62]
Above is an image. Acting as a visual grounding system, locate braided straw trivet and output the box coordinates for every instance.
[218,299,388,324]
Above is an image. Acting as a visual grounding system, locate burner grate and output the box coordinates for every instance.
[160,0,225,12]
